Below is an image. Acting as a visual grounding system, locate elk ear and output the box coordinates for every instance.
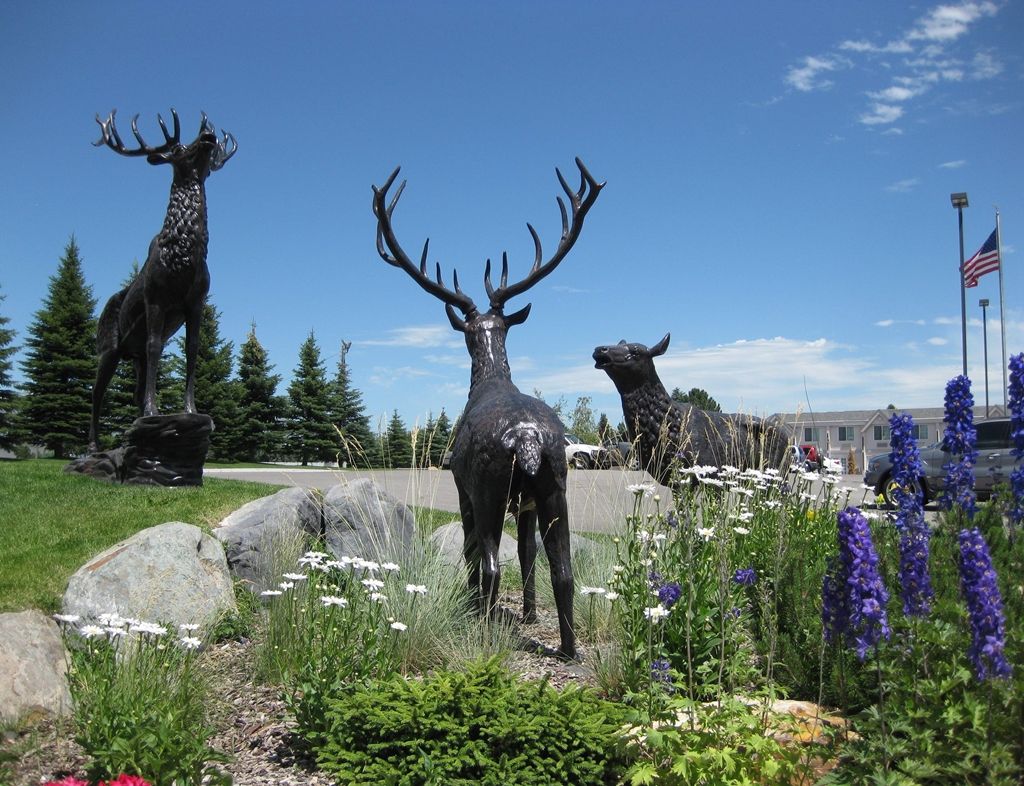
[650,333,670,357]
[506,303,532,327]
[446,304,467,333]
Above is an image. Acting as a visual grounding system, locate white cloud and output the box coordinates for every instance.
[785,56,845,92]
[881,127,905,136]
[868,85,920,102]
[885,178,920,193]
[939,159,967,168]
[971,51,1003,79]
[840,39,913,55]
[861,103,904,125]
[361,325,462,348]
[907,2,999,43]
[875,319,895,327]
[927,337,949,345]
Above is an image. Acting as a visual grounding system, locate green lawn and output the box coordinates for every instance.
[0,459,282,614]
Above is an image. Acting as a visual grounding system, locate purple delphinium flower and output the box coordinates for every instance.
[958,528,1012,681]
[657,581,682,608]
[733,567,756,586]
[940,375,978,517]
[889,413,933,617]
[821,507,891,660]
[650,657,672,685]
[1009,353,1024,529]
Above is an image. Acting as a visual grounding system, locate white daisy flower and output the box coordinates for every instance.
[321,595,348,607]
[405,584,428,595]
[390,621,408,632]
[179,636,202,650]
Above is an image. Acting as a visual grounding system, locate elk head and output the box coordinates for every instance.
[94,109,237,182]
[593,334,671,392]
[372,158,604,381]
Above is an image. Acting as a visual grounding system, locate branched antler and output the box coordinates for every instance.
[372,167,479,318]
[484,157,604,309]
[94,109,181,157]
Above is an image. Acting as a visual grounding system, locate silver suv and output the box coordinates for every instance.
[864,418,1015,507]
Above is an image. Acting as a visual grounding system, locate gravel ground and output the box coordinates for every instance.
[3,596,594,786]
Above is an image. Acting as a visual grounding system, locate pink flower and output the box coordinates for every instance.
[43,779,88,786]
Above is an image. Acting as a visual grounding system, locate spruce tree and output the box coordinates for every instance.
[670,386,721,412]
[381,409,412,468]
[236,322,286,462]
[0,284,20,451]
[426,408,454,467]
[596,412,612,443]
[286,331,337,465]
[20,237,97,458]
[329,342,379,467]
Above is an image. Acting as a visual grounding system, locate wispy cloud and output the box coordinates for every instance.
[927,337,949,345]
[551,284,591,295]
[885,177,920,193]
[786,1,1003,127]
[361,325,462,348]
[939,159,967,169]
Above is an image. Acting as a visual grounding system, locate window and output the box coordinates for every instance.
[838,426,855,442]
[803,427,820,443]
[873,425,891,441]
[976,420,1011,449]
[911,424,929,441]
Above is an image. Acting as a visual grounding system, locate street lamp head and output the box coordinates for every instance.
[950,192,969,208]
[980,298,990,308]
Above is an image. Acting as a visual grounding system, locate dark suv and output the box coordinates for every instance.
[864,418,1015,507]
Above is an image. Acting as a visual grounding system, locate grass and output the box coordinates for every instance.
[0,459,283,613]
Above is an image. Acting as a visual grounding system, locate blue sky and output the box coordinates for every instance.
[2,1,1021,432]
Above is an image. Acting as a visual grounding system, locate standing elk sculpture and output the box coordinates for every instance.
[593,334,789,485]
[89,109,236,452]
[373,158,604,660]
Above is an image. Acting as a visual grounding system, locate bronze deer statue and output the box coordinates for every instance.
[594,334,789,485]
[89,109,236,452]
[373,159,604,660]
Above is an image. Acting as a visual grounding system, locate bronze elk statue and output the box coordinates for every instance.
[89,109,236,451]
[373,159,604,660]
[593,334,789,485]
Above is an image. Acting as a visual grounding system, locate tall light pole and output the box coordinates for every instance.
[951,192,969,377]
[980,298,990,417]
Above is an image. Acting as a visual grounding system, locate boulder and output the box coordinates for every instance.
[534,530,603,561]
[215,487,323,592]
[429,521,520,568]
[323,479,415,563]
[0,610,71,723]
[62,521,235,630]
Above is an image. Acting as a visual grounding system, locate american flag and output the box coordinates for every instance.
[963,228,1000,288]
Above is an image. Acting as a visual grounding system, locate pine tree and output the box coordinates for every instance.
[381,409,412,468]
[286,331,338,465]
[20,237,97,458]
[169,302,242,460]
[236,322,286,462]
[596,412,612,443]
[329,342,379,467]
[670,387,721,412]
[0,284,21,451]
[426,408,454,467]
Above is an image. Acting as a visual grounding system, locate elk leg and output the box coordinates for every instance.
[183,304,201,414]
[517,507,538,623]
[89,350,120,452]
[456,487,483,612]
[143,304,164,417]
[537,492,576,660]
[132,357,146,415]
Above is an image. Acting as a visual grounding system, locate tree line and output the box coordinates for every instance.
[1,238,721,464]
[0,237,455,467]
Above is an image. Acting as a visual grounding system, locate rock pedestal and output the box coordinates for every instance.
[66,413,214,487]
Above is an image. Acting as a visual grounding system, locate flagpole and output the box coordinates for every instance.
[996,209,1008,409]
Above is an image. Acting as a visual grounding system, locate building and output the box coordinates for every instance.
[775,406,1007,473]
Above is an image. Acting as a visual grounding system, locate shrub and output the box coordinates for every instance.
[315,657,630,785]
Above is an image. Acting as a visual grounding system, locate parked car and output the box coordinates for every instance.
[864,418,1014,507]
[565,434,611,469]
[602,439,639,470]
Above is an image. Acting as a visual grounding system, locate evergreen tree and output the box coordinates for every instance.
[236,322,286,462]
[0,284,21,451]
[170,302,242,460]
[670,386,721,412]
[286,331,337,465]
[20,237,97,458]
[596,412,612,443]
[428,408,454,467]
[329,342,379,467]
[381,409,412,468]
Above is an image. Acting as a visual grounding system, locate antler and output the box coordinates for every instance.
[372,167,479,319]
[484,157,604,309]
[93,109,181,157]
[201,112,238,171]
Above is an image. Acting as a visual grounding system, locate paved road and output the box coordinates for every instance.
[204,466,874,534]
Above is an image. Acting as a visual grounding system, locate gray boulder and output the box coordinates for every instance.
[430,521,520,568]
[215,487,322,592]
[323,479,415,563]
[0,610,71,723]
[62,521,236,630]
